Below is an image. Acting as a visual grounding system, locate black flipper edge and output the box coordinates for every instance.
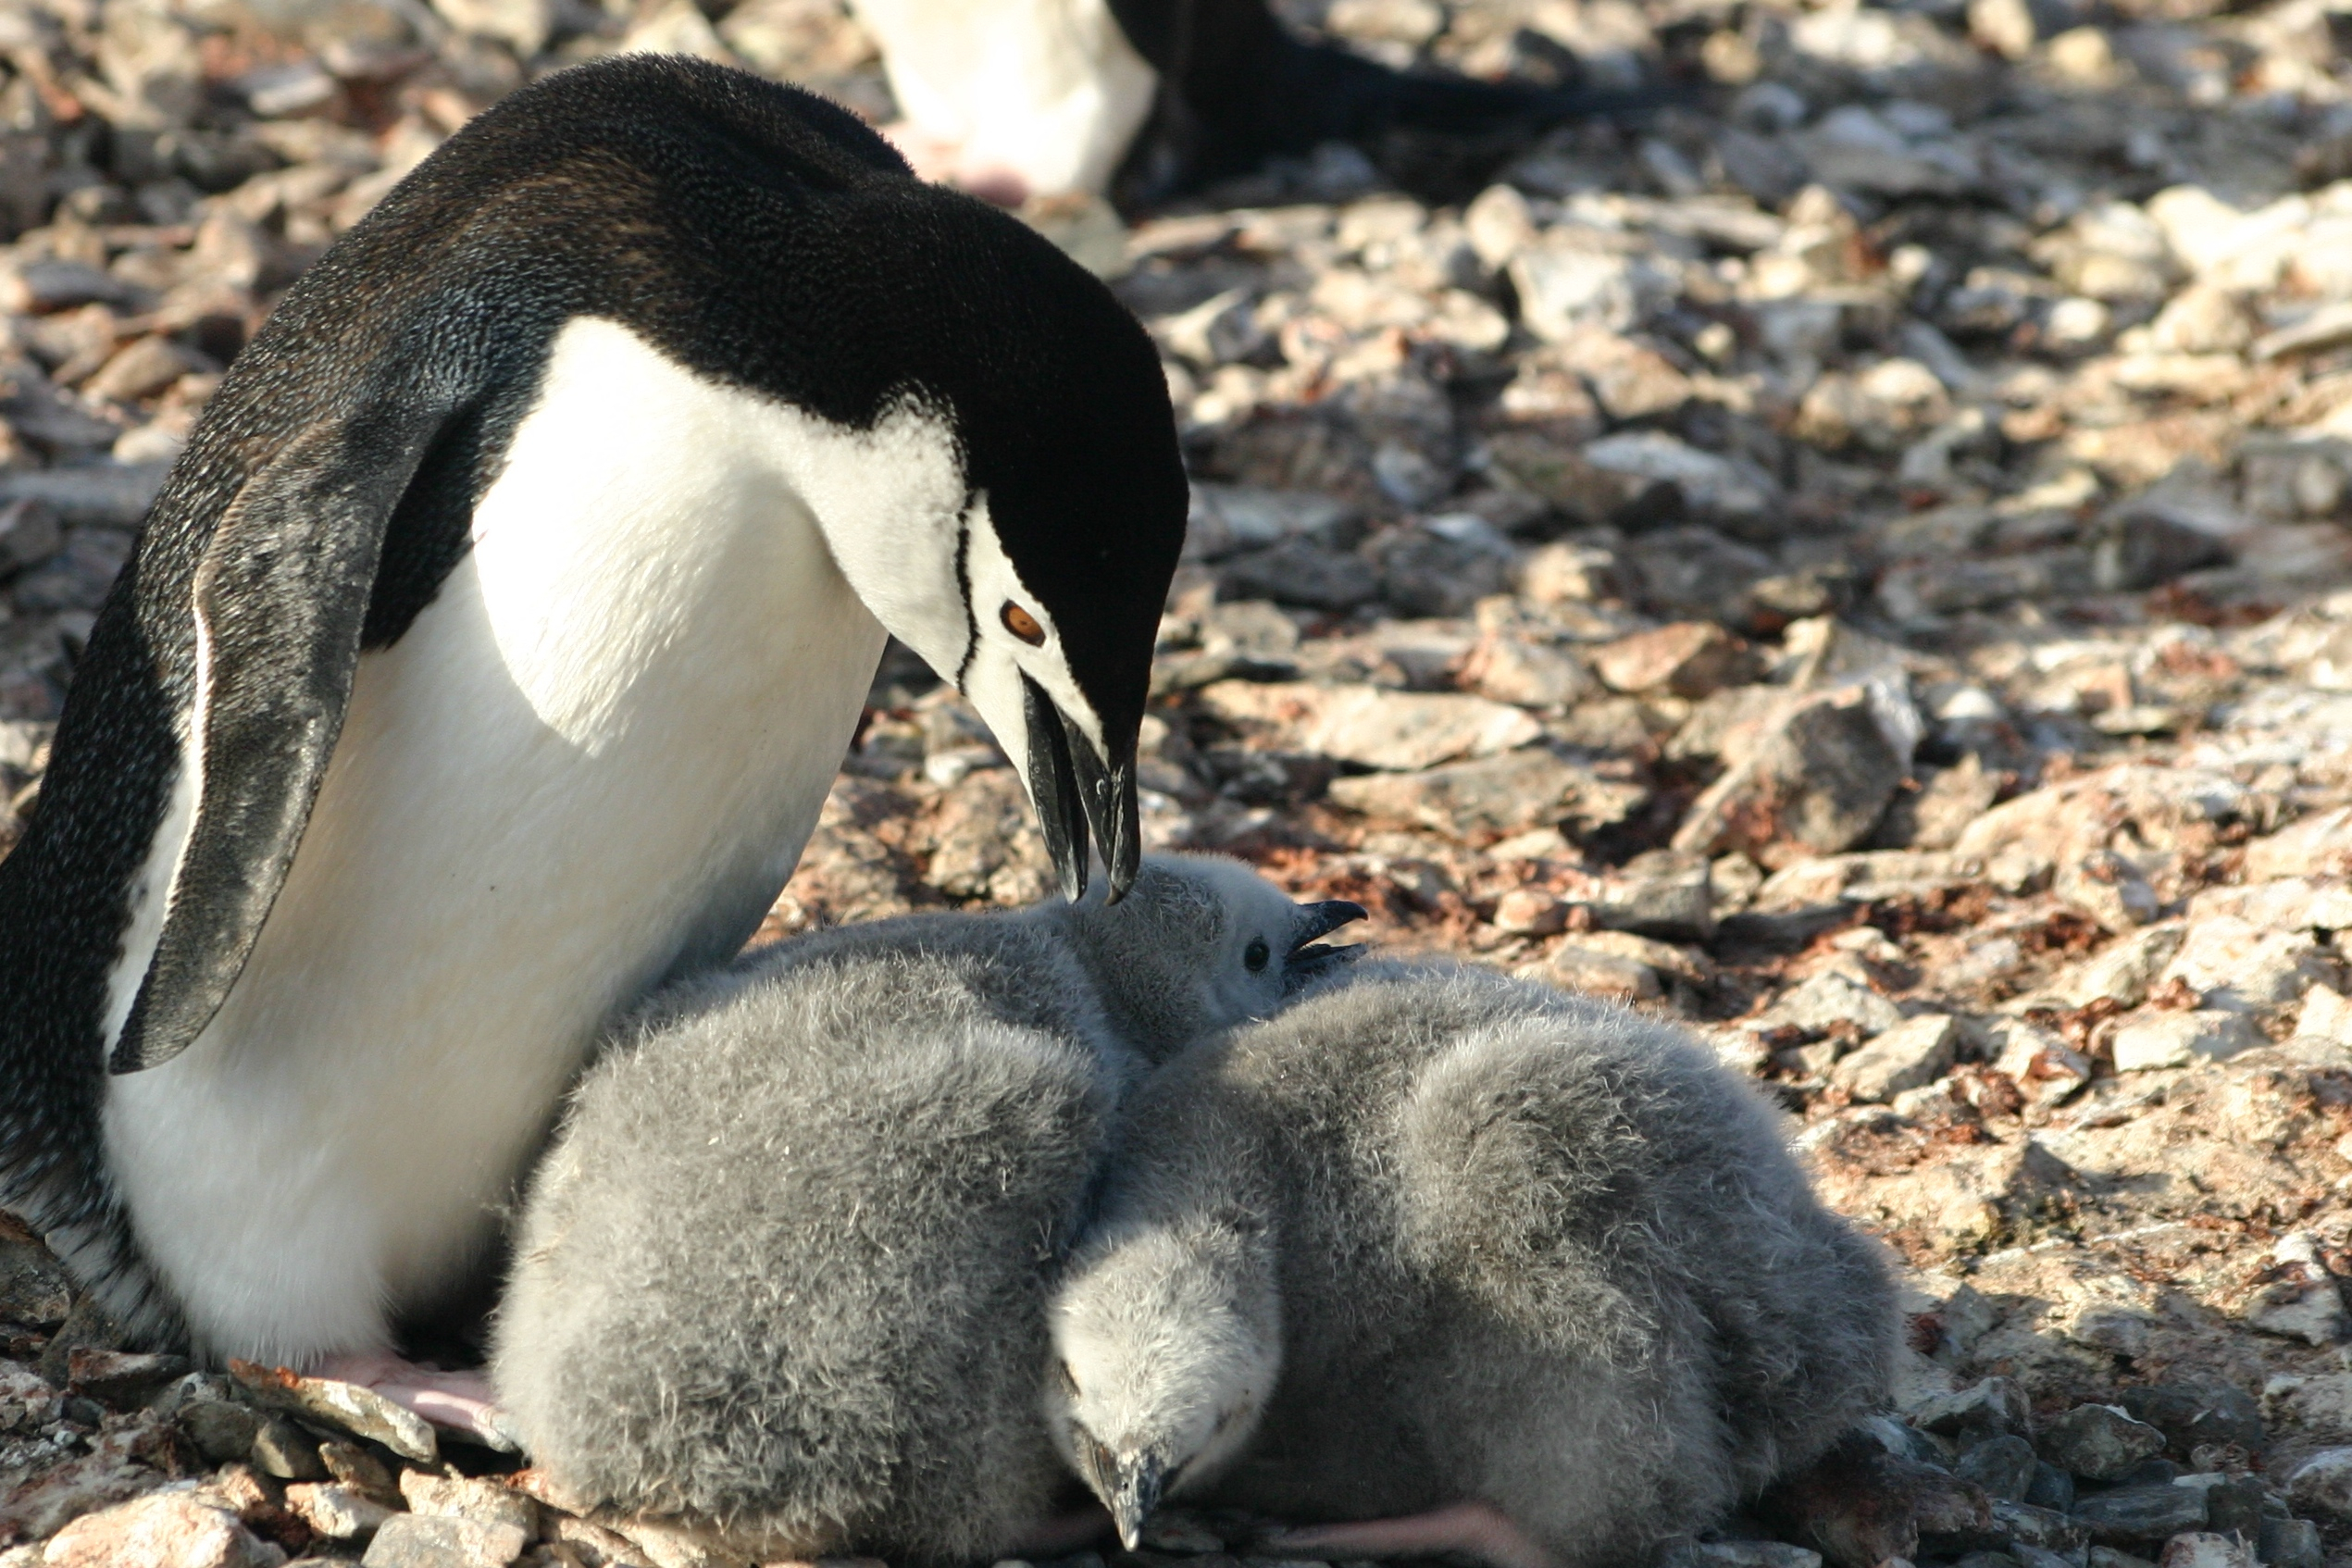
[110,407,454,1075]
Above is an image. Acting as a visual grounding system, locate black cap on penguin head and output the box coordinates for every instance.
[884,193,1188,906]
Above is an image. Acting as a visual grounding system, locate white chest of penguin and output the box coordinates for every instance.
[102,317,963,1364]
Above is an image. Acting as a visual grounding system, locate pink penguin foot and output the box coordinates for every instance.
[311,1350,518,1451]
[875,121,1032,206]
[1254,1501,1562,1568]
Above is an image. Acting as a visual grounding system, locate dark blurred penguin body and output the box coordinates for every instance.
[492,855,1363,1563]
[1049,963,1898,1568]
[852,0,1656,201]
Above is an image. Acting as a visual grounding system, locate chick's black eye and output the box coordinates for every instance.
[1245,938,1270,973]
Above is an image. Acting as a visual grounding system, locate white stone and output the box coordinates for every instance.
[2109,1010,2261,1072]
[1833,1014,1960,1103]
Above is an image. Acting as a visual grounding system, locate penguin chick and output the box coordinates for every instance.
[492,853,1361,1563]
[1046,962,1897,1568]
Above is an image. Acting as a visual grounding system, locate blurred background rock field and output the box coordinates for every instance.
[15,0,2352,1562]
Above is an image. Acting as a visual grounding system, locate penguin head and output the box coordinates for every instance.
[803,189,1190,909]
[1046,1212,1280,1549]
[1056,852,1364,1061]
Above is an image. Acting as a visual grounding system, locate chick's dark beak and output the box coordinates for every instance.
[1284,900,1367,986]
[1108,1450,1165,1551]
[1021,674,1140,905]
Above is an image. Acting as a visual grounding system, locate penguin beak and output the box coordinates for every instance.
[1107,1450,1165,1550]
[1285,900,1367,987]
[1020,674,1140,905]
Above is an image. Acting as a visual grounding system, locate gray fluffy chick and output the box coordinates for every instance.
[491,852,1363,1565]
[1046,961,1897,1568]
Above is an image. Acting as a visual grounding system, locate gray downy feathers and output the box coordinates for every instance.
[491,852,1362,1563]
[1047,960,1898,1568]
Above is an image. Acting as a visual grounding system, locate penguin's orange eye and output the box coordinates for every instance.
[1002,602,1046,645]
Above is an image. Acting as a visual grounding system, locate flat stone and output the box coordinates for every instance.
[0,499,61,578]
[1460,632,1591,707]
[1674,689,1909,863]
[176,1400,262,1466]
[285,1481,394,1540]
[398,1473,536,1537]
[67,1349,191,1412]
[2053,925,2189,1010]
[1833,1013,1960,1103]
[1990,1499,2089,1555]
[1325,748,1642,841]
[2256,1517,2322,1568]
[2245,807,2352,881]
[1690,1544,1823,1568]
[1198,681,1540,772]
[2159,916,2331,1012]
[2109,1011,2261,1073]
[1911,1377,2034,1439]
[2118,1382,2264,1455]
[1954,1433,2040,1501]
[0,1425,167,1540]
[1760,969,1907,1039]
[2155,1535,2252,1568]
[40,1492,282,1568]
[0,1218,72,1329]
[1536,941,1662,1001]
[1492,887,1568,935]
[1217,537,1379,611]
[1592,622,1755,697]
[230,1361,437,1465]
[249,1414,327,1481]
[360,1514,529,1568]
[1584,850,1713,940]
[2037,1404,2166,1482]
[1583,430,1780,523]
[2285,1445,2352,1520]
[0,464,169,529]
[2070,1483,2209,1543]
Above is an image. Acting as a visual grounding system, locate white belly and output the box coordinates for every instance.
[854,0,1159,197]
[101,320,923,1364]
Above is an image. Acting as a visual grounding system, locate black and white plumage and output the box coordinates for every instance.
[1046,962,1898,1568]
[851,0,1661,203]
[490,853,1363,1563]
[0,54,1188,1374]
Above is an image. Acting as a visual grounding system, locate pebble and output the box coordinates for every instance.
[39,1492,283,1568]
[2,0,2352,1558]
[283,1481,392,1541]
[2282,1446,2352,1521]
[1953,1435,2041,1503]
[359,1514,529,1568]
[2037,1404,2167,1482]
[1833,1014,1961,1104]
[2070,1484,2210,1543]
[2109,1013,2263,1074]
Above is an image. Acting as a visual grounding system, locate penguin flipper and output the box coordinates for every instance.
[109,409,454,1075]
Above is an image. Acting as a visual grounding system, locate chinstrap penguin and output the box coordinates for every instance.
[490,853,1363,1562]
[852,0,1666,204]
[1046,961,1898,1568]
[0,53,1188,1415]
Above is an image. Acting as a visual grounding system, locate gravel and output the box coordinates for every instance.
[5,0,2352,1557]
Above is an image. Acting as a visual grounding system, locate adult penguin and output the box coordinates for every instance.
[852,0,1660,205]
[0,53,1187,1429]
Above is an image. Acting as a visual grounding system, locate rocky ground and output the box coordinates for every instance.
[6,0,2352,1562]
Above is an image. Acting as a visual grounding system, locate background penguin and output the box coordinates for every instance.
[1046,962,1898,1568]
[490,853,1363,1563]
[852,0,1666,205]
[0,52,1188,1417]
